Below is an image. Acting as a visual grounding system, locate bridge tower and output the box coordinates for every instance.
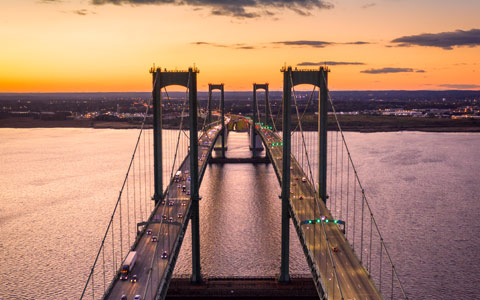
[251,83,271,151]
[280,66,329,283]
[208,83,226,158]
[151,67,203,284]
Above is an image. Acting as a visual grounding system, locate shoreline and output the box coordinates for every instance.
[1,117,480,133]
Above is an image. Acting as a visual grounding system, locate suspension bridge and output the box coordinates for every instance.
[80,66,408,300]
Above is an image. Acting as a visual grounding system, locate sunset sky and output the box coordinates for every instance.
[1,0,479,92]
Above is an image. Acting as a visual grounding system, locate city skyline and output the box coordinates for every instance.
[1,0,479,92]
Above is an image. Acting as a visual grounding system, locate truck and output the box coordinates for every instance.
[120,251,137,280]
[174,170,182,182]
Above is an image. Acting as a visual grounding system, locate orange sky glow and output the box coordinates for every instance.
[0,0,479,92]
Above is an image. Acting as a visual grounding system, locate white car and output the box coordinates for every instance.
[134,295,141,300]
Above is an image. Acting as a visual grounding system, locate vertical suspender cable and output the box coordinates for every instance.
[143,130,147,216]
[370,215,373,271]
[360,189,365,263]
[346,154,350,238]
[137,146,142,221]
[340,138,344,221]
[380,239,383,294]
[102,246,106,294]
[335,130,338,218]
[133,157,137,231]
[353,181,356,250]
[119,191,123,265]
[127,176,131,248]
[91,268,94,300]
[111,220,115,278]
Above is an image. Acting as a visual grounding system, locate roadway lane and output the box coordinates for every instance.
[105,122,225,300]
[257,126,382,300]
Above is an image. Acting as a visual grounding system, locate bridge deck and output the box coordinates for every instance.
[257,127,382,300]
[105,124,224,300]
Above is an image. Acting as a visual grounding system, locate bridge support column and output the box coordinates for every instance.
[190,68,202,283]
[318,68,328,204]
[279,68,291,283]
[221,86,226,158]
[264,84,270,128]
[152,68,163,205]
[209,84,226,158]
[207,85,212,125]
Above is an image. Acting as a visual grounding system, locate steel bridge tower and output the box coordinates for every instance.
[251,83,271,151]
[151,67,202,284]
[279,66,329,282]
[208,83,226,158]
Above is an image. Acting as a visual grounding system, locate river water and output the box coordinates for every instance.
[0,128,479,299]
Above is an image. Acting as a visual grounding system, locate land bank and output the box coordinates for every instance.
[1,115,479,132]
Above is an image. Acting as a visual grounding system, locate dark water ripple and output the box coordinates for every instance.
[0,129,479,299]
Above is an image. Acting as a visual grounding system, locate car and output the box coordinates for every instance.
[290,166,294,170]
[168,201,174,206]
[161,251,168,259]
[332,247,339,253]
[146,229,152,235]
[177,213,183,218]
[302,177,307,182]
[299,196,304,200]
[181,201,187,206]
[177,184,181,188]
[130,274,137,283]
[134,295,141,300]
[169,216,173,223]
[121,295,127,300]
[152,236,158,242]
[186,190,191,195]
[161,200,166,205]
[162,215,167,220]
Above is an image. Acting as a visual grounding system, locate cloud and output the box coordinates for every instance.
[439,84,480,89]
[391,29,480,50]
[273,40,333,48]
[192,41,256,50]
[195,40,370,50]
[298,61,365,66]
[344,41,371,45]
[72,9,95,15]
[90,0,334,18]
[361,3,376,9]
[274,40,371,48]
[361,67,425,74]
